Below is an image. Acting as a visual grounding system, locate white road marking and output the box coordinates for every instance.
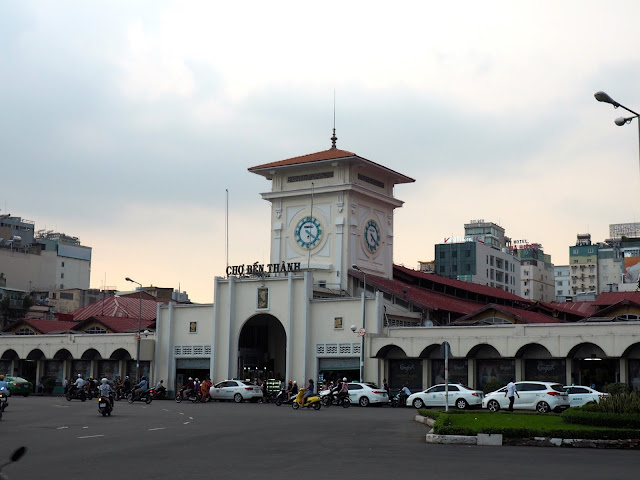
[148,427,166,431]
[179,412,184,415]
[183,422,190,425]
[53,404,69,408]
[78,435,104,439]
[57,426,68,430]
[189,417,193,420]
[162,408,169,412]
[82,426,89,429]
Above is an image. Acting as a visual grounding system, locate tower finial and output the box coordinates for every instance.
[331,128,337,149]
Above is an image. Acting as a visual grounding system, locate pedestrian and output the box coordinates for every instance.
[383,378,390,398]
[505,378,519,412]
[63,377,69,395]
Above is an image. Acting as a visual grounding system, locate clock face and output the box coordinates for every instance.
[295,216,322,249]
[365,219,381,253]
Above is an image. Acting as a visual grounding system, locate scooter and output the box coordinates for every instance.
[127,389,152,404]
[390,391,409,408]
[0,446,26,478]
[292,389,322,410]
[98,395,113,416]
[320,389,350,408]
[65,386,87,402]
[274,388,295,406]
[174,386,201,403]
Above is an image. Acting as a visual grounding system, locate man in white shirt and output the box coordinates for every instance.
[505,379,519,412]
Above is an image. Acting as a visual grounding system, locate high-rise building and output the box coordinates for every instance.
[569,233,598,297]
[511,243,555,302]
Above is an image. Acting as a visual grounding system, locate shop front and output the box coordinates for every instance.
[318,357,359,386]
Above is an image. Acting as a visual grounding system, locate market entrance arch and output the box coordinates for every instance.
[237,314,286,381]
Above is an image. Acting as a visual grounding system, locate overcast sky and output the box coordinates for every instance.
[2,1,640,303]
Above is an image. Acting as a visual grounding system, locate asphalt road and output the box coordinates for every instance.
[1,396,638,480]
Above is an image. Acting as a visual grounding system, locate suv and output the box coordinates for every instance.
[482,381,569,413]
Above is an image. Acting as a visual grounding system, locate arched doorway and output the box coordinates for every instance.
[0,349,18,376]
[237,314,286,382]
[567,343,616,390]
[515,343,565,384]
[375,345,417,392]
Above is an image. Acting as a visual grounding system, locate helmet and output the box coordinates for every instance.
[0,375,4,380]
[90,377,94,380]
[293,381,297,384]
[343,377,347,382]
[188,377,193,381]
[125,376,129,379]
[101,378,108,384]
[159,380,163,384]
[195,378,199,382]
[141,376,146,380]
[78,374,82,378]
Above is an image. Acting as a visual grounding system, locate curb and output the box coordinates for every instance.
[414,415,640,449]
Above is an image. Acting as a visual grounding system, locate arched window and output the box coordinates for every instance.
[616,314,640,321]
[85,326,107,334]
[482,317,510,325]
[15,327,36,335]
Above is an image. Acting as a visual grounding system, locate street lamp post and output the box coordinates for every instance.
[352,265,366,382]
[594,91,640,172]
[125,277,143,382]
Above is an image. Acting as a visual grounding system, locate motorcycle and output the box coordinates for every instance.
[320,389,350,408]
[292,389,322,410]
[0,446,26,478]
[174,386,201,403]
[0,391,7,420]
[127,389,152,404]
[390,391,409,408]
[274,388,295,406]
[114,385,131,401]
[98,395,113,416]
[151,386,167,400]
[65,386,87,402]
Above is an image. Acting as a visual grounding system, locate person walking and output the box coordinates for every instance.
[505,379,519,412]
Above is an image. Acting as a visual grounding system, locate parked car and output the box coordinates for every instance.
[209,380,263,403]
[347,382,389,407]
[483,381,569,413]
[406,383,483,410]
[564,385,609,407]
[4,376,33,397]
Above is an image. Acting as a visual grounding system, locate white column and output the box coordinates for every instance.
[302,271,312,383]
[335,217,344,291]
[211,277,219,383]
[226,276,236,380]
[286,272,293,382]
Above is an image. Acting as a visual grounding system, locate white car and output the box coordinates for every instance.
[209,380,263,403]
[564,385,609,407]
[347,382,389,407]
[483,381,570,413]
[406,384,483,410]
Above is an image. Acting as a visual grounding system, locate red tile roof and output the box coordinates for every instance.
[453,304,564,325]
[248,148,415,183]
[592,291,640,306]
[362,272,484,315]
[13,318,79,334]
[393,265,529,304]
[71,296,159,321]
[540,301,596,318]
[76,315,155,333]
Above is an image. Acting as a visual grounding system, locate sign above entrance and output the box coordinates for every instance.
[226,262,302,277]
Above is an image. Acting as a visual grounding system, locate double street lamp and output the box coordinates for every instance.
[351,265,367,382]
[594,91,640,171]
[125,277,143,382]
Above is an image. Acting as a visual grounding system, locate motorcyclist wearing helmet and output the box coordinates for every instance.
[337,377,349,404]
[155,379,166,397]
[98,378,114,406]
[123,376,131,396]
[184,377,194,398]
[70,373,85,395]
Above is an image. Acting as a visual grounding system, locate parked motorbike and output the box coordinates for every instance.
[174,386,201,403]
[98,395,113,416]
[127,389,152,404]
[65,387,87,402]
[0,446,26,479]
[292,389,322,410]
[390,391,409,408]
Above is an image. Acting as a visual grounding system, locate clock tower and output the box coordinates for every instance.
[248,133,414,291]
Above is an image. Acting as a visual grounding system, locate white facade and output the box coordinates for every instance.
[554,265,571,301]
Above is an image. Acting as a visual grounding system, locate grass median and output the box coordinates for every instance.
[418,409,640,440]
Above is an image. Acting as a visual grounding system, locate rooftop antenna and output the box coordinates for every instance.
[330,89,337,149]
